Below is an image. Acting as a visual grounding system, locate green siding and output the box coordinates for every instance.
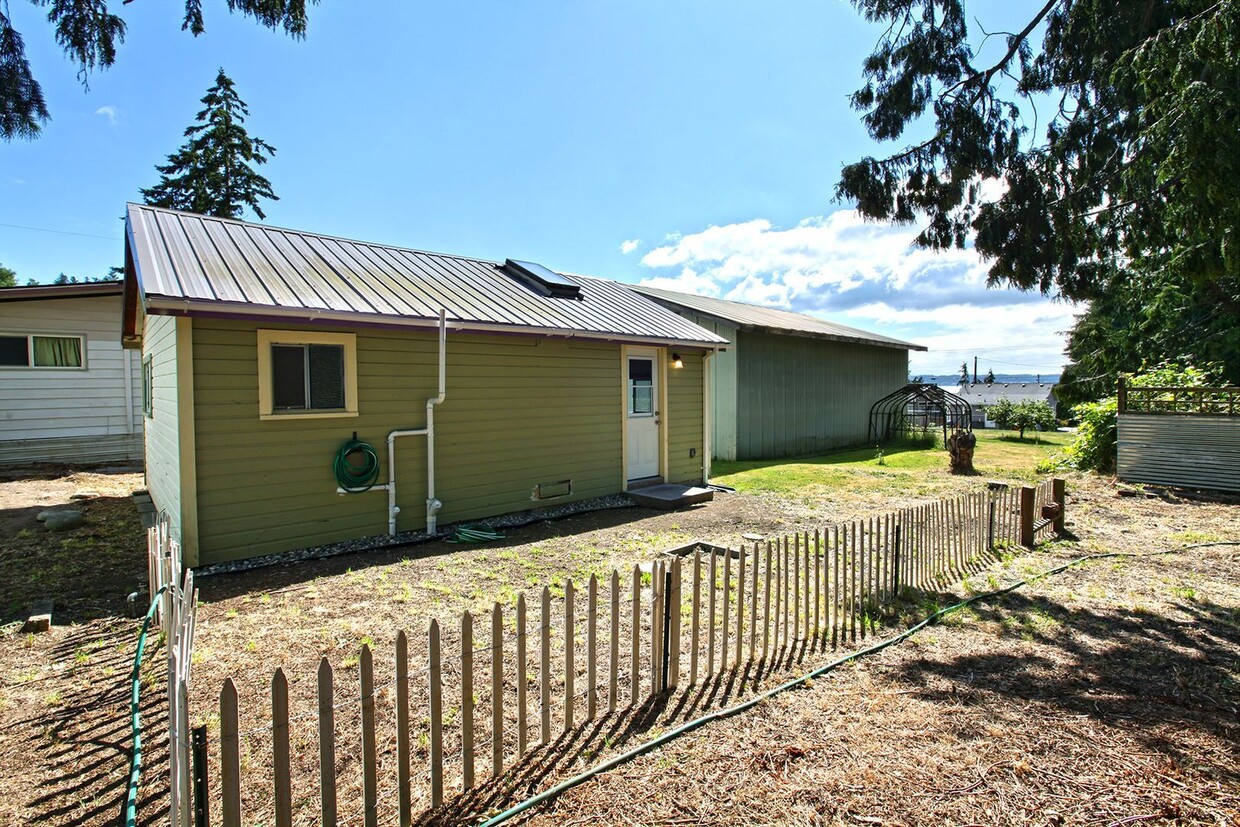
[142,315,184,543]
[666,350,706,485]
[191,320,644,564]
[735,331,907,459]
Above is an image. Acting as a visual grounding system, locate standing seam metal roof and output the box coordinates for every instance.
[125,204,728,347]
[628,283,926,351]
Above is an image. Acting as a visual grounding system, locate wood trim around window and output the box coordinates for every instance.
[256,329,359,420]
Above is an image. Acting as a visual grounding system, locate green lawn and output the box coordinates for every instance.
[712,429,1072,500]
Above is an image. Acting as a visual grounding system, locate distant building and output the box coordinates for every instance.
[954,383,1058,428]
[0,281,143,465]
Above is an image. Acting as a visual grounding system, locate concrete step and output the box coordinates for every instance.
[628,484,714,510]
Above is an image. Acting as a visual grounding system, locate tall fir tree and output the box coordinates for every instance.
[141,70,278,220]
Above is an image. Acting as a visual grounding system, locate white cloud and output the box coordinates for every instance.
[95,105,120,126]
[619,238,641,255]
[635,209,1081,375]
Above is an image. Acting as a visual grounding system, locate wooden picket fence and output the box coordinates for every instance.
[148,516,199,827]
[206,481,1065,827]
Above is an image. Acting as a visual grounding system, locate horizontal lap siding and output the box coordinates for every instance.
[666,351,705,485]
[0,295,142,461]
[1117,413,1240,492]
[143,315,183,539]
[191,320,624,564]
[736,332,907,460]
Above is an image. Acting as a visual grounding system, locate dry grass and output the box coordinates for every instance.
[0,447,1237,827]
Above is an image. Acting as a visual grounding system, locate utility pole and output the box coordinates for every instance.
[973,356,978,385]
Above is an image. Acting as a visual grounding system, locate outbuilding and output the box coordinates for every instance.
[0,281,143,465]
[630,285,925,460]
[121,205,727,566]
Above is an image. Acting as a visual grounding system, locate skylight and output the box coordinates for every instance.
[503,259,583,300]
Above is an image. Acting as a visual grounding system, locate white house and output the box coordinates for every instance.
[0,281,143,465]
[954,382,1059,428]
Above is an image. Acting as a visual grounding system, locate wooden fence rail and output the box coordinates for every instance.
[203,481,1064,827]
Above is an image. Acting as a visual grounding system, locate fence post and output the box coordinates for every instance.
[564,579,575,730]
[461,611,474,790]
[892,523,901,597]
[273,669,292,827]
[540,587,551,743]
[360,646,377,827]
[428,620,443,808]
[516,593,528,755]
[608,571,619,712]
[661,566,673,690]
[668,557,681,689]
[491,603,503,778]
[192,726,209,827]
[219,680,240,827]
[317,658,337,827]
[396,631,410,827]
[1019,486,1036,548]
[1052,478,1067,535]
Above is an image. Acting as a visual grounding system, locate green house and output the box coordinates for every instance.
[121,205,727,567]
[631,286,925,460]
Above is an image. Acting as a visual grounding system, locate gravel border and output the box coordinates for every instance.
[195,493,639,577]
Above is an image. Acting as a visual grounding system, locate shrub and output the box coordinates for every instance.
[989,398,1057,439]
[1060,361,1221,472]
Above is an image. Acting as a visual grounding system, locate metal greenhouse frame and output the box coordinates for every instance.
[868,383,973,446]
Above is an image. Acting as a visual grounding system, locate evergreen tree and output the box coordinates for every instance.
[141,70,278,221]
[984,369,995,385]
[957,361,970,386]
[0,262,16,288]
[1,1,314,141]
[838,1,1239,320]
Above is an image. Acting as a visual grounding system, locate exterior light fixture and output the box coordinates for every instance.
[671,353,684,369]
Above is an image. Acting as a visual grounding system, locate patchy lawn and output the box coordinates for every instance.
[0,439,1237,827]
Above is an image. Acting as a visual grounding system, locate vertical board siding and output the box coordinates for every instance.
[190,319,642,563]
[1117,413,1240,492]
[143,315,184,545]
[0,295,143,463]
[666,350,706,485]
[735,331,907,460]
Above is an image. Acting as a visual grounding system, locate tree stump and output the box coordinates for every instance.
[948,428,977,474]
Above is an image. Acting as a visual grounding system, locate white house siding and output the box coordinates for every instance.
[141,314,186,548]
[0,294,142,465]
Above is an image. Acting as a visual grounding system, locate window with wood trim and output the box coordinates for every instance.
[0,333,85,368]
[257,330,358,419]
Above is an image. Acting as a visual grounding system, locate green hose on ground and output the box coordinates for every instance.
[478,541,1240,827]
[334,438,381,492]
[447,525,505,544]
[123,586,171,827]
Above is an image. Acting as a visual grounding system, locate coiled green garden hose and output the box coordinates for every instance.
[478,541,1240,826]
[334,438,381,492]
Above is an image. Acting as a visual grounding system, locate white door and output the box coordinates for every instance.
[626,350,660,480]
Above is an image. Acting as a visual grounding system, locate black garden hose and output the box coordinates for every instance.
[334,438,381,492]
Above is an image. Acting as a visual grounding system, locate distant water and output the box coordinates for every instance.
[916,373,1060,385]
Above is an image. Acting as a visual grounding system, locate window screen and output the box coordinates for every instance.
[0,335,28,366]
[271,343,346,411]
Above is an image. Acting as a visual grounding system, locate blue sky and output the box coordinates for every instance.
[0,0,1076,376]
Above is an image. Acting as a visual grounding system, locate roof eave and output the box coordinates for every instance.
[0,281,123,302]
[142,296,728,350]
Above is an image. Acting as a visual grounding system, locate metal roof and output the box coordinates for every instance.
[955,383,1058,406]
[124,204,728,348]
[629,284,926,351]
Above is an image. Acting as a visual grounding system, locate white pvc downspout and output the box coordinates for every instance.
[385,309,448,536]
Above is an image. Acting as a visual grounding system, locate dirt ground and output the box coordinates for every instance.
[0,463,1237,827]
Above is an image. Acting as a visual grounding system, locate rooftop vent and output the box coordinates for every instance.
[503,259,583,300]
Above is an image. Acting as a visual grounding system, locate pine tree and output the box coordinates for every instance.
[958,361,970,386]
[984,369,995,385]
[141,70,278,220]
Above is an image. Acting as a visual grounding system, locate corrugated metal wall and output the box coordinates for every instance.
[1117,413,1240,492]
[735,331,908,459]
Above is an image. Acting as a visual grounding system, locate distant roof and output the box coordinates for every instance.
[0,281,122,302]
[628,284,926,351]
[955,383,1058,406]
[123,204,728,348]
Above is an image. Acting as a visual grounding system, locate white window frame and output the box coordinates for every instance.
[0,332,87,370]
[257,329,358,420]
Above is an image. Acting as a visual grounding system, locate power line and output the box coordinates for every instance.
[0,221,121,242]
